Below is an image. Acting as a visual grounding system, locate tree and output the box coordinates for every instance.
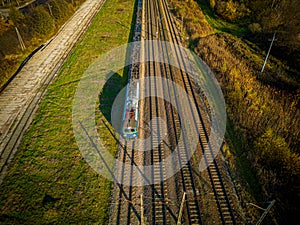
[253,128,300,222]
[50,0,71,21]
[254,128,291,172]
[250,0,300,50]
[9,6,24,27]
[28,6,54,35]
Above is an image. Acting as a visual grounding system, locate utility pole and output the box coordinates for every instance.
[246,200,276,225]
[181,15,183,37]
[140,194,145,225]
[261,0,279,74]
[261,32,276,73]
[15,27,26,51]
[48,3,53,17]
[177,192,186,225]
[255,200,276,225]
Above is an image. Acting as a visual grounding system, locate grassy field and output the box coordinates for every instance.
[0,0,135,223]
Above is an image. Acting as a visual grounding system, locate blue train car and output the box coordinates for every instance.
[122,81,139,139]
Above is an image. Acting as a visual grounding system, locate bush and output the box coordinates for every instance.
[253,128,300,219]
[214,0,250,22]
[215,0,237,21]
[9,7,25,28]
[248,23,262,33]
[50,0,73,21]
[254,128,291,172]
[29,6,54,35]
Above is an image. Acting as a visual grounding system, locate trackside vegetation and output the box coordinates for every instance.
[0,0,135,223]
[0,0,86,88]
[169,0,299,224]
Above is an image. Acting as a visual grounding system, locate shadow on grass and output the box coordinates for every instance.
[99,71,127,124]
[99,0,139,127]
[225,119,264,201]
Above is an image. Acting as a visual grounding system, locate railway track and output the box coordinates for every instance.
[143,0,204,224]
[147,1,204,224]
[0,0,106,184]
[144,1,173,223]
[158,0,238,223]
[145,0,167,223]
[111,140,143,225]
[109,0,144,224]
[111,0,242,224]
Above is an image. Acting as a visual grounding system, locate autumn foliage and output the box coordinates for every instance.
[0,0,85,87]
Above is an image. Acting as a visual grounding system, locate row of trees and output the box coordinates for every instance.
[10,0,73,36]
[1,0,28,7]
[0,0,84,86]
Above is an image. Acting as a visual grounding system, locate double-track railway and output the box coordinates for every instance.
[111,0,241,224]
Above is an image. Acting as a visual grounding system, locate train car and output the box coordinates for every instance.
[122,81,139,139]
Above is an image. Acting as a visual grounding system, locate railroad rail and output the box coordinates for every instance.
[0,0,106,184]
[143,1,174,223]
[109,0,144,224]
[112,0,243,224]
[143,0,204,224]
[158,0,238,223]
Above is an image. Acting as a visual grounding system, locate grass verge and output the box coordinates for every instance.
[0,0,135,223]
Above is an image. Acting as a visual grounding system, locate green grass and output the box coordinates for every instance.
[0,0,136,223]
[224,119,266,222]
[225,120,262,197]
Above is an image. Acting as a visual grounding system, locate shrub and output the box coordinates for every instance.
[29,6,54,35]
[248,23,262,33]
[209,0,216,9]
[9,7,25,28]
[50,0,72,21]
[254,128,291,172]
[214,0,250,22]
[215,0,237,21]
[253,128,300,216]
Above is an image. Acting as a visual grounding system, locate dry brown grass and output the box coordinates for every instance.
[169,0,300,224]
[170,0,215,38]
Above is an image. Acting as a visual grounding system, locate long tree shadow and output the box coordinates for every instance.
[99,70,127,127]
[99,0,140,131]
